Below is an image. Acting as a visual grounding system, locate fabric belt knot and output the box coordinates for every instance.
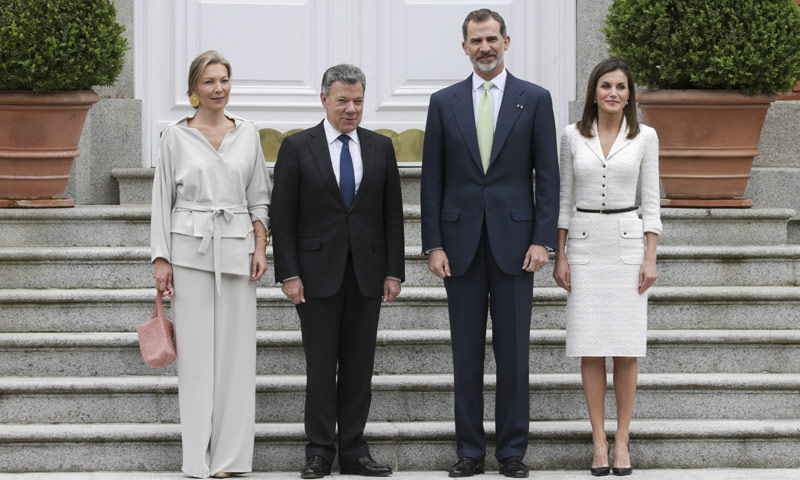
[173,199,248,295]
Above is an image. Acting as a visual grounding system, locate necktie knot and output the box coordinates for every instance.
[339,134,351,146]
[483,81,494,93]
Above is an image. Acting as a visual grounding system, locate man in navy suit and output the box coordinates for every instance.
[420,9,559,478]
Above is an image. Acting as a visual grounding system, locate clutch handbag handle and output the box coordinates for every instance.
[153,290,167,318]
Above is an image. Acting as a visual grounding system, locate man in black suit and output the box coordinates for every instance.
[271,64,405,479]
[421,9,559,478]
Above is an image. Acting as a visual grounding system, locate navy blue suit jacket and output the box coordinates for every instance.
[420,72,559,277]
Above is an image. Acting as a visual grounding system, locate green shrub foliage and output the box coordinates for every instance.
[0,0,128,91]
[604,0,800,94]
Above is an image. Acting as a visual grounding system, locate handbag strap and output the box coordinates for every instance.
[153,291,166,319]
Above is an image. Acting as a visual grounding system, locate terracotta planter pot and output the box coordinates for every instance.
[638,90,777,207]
[0,90,100,207]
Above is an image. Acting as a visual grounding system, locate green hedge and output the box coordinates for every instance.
[604,0,800,94]
[0,0,128,92]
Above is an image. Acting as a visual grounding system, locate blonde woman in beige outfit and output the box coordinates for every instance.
[151,50,271,478]
[553,59,661,477]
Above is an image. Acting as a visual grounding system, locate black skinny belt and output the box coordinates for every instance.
[576,206,638,214]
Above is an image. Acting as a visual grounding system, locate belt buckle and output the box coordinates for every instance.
[598,208,604,214]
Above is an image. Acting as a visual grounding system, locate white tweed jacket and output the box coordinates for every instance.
[557,118,662,235]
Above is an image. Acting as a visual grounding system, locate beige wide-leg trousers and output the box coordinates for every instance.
[172,264,257,478]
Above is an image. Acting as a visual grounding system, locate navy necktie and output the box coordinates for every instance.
[338,134,355,208]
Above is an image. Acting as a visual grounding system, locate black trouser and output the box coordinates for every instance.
[296,254,382,465]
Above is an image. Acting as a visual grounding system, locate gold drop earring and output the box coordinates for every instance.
[189,94,200,107]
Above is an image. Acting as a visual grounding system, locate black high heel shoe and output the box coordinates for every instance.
[612,443,632,476]
[590,443,610,476]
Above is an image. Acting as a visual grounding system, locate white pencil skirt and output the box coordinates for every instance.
[564,210,647,357]
[171,264,257,478]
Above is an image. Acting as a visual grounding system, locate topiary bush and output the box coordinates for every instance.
[0,0,128,92]
[604,0,800,95]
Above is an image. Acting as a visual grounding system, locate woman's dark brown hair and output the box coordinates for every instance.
[577,58,640,139]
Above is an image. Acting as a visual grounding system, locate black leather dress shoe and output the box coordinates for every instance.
[301,455,331,479]
[499,456,529,478]
[448,457,485,477]
[339,455,392,476]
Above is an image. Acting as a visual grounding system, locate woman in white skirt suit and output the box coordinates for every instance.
[151,50,272,478]
[553,58,661,477]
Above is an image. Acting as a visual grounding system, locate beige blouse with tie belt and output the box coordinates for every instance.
[150,111,272,294]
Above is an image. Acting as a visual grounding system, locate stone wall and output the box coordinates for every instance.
[65,0,141,205]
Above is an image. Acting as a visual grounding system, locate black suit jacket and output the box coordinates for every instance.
[271,121,405,298]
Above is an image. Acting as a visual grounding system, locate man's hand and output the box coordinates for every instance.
[427,249,451,279]
[383,279,401,302]
[522,244,549,273]
[281,277,306,304]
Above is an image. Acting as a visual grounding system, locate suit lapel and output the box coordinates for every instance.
[307,122,347,209]
[350,127,373,211]
[606,117,633,160]
[584,118,633,163]
[489,73,524,167]
[584,123,606,163]
[450,77,483,173]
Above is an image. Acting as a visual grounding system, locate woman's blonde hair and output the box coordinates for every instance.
[187,50,231,107]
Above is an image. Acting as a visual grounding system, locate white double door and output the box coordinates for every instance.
[135,0,576,166]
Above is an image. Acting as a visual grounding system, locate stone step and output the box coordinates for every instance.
[112,166,423,205]
[116,162,800,218]
[1,419,798,471]
[746,167,800,227]
[0,206,794,247]
[2,286,799,333]
[2,373,798,424]
[4,470,800,480]
[2,245,799,289]
[1,329,798,377]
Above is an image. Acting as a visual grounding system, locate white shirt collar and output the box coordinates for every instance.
[472,68,507,93]
[323,118,359,146]
[173,109,243,128]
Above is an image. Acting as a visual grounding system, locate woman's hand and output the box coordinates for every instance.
[153,257,175,297]
[638,257,657,294]
[250,250,268,281]
[250,220,269,282]
[553,253,571,292]
[639,232,659,294]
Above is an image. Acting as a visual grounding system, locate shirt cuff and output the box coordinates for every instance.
[280,276,300,283]
[385,276,401,282]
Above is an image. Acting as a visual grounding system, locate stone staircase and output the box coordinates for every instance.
[2,167,800,473]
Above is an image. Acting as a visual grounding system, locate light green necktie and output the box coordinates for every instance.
[477,81,494,173]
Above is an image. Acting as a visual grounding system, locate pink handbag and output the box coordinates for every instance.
[137,292,176,368]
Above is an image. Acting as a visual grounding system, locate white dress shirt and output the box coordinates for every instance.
[323,118,363,193]
[471,68,507,129]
